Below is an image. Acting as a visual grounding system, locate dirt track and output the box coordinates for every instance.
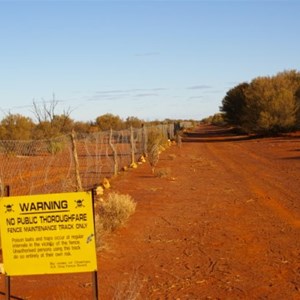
[1,124,300,299]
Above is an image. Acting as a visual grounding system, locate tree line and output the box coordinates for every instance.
[220,70,300,134]
[0,114,142,141]
[0,100,187,140]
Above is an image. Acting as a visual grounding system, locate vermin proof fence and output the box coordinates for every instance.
[0,124,174,196]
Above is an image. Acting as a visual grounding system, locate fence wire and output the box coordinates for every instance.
[0,124,174,196]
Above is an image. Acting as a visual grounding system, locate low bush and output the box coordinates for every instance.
[155,167,171,178]
[147,128,166,152]
[96,192,136,234]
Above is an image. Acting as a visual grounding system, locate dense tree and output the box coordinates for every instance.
[125,116,144,128]
[32,115,75,139]
[220,82,249,126]
[201,113,225,126]
[276,70,300,129]
[95,113,124,131]
[276,70,300,92]
[220,70,300,134]
[51,115,74,134]
[73,121,93,134]
[243,75,297,134]
[0,114,34,140]
[32,121,53,139]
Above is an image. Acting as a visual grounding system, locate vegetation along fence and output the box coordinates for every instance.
[0,124,175,196]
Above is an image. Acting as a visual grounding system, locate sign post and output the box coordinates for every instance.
[0,191,98,298]
[3,185,10,300]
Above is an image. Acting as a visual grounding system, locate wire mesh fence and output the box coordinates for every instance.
[0,124,175,196]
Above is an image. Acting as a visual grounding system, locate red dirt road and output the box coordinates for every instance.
[1,124,300,299]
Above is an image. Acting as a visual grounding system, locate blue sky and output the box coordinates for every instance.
[0,0,299,122]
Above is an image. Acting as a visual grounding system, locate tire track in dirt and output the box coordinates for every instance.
[98,130,300,299]
[180,126,300,298]
[205,141,300,229]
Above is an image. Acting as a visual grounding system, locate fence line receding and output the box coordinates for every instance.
[0,124,175,196]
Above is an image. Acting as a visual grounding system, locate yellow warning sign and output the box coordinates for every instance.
[0,191,97,276]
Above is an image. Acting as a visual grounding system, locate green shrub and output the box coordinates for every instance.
[47,140,65,154]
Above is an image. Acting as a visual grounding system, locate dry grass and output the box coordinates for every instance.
[147,128,165,151]
[94,214,109,251]
[94,192,136,249]
[148,144,160,174]
[147,129,163,174]
[155,167,171,178]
